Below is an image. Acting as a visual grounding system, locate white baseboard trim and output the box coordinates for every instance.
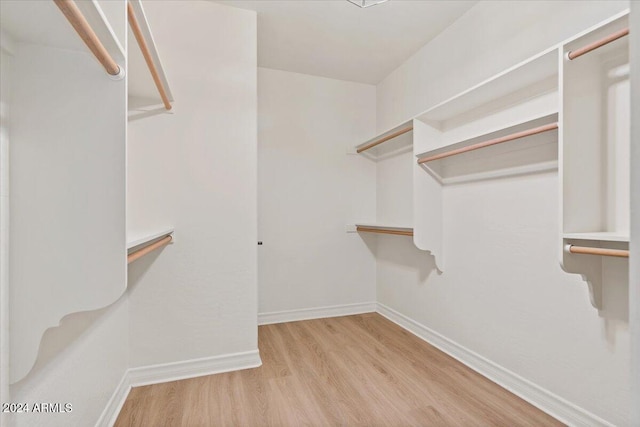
[258,302,377,325]
[96,350,261,427]
[127,350,262,387]
[95,370,132,427]
[376,303,614,427]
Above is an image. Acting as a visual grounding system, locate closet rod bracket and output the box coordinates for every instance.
[108,65,126,81]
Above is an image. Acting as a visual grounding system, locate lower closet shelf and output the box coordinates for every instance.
[352,224,414,237]
[127,228,174,264]
[128,227,175,249]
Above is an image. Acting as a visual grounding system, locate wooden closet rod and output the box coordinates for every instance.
[128,235,172,264]
[127,2,172,110]
[567,27,629,60]
[357,127,413,154]
[356,226,413,237]
[565,244,629,258]
[417,122,558,164]
[53,0,121,76]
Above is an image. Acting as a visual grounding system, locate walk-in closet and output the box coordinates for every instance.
[0,1,638,426]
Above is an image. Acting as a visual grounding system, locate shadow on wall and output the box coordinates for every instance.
[11,302,116,388]
[600,256,629,347]
[127,248,165,292]
[356,232,378,257]
[11,248,166,387]
[362,233,438,284]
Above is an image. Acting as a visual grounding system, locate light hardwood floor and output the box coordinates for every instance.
[115,313,563,426]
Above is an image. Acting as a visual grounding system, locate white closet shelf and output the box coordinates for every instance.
[563,232,629,243]
[354,120,413,159]
[416,113,558,163]
[416,49,557,127]
[410,47,559,273]
[127,227,174,249]
[558,11,629,309]
[128,0,173,114]
[348,224,414,236]
[415,113,558,184]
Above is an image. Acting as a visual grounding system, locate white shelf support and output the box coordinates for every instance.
[559,12,630,308]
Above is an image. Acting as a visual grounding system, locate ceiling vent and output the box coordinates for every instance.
[347,0,389,8]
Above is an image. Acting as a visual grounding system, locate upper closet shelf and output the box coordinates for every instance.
[0,0,125,69]
[128,0,174,116]
[354,120,413,160]
[416,48,558,128]
[351,48,557,160]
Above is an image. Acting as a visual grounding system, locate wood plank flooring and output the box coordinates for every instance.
[115,313,563,426]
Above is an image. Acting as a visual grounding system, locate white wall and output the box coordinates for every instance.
[127,1,258,367]
[257,68,376,316]
[9,41,127,384]
[375,1,630,425]
[630,3,639,425]
[376,149,413,226]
